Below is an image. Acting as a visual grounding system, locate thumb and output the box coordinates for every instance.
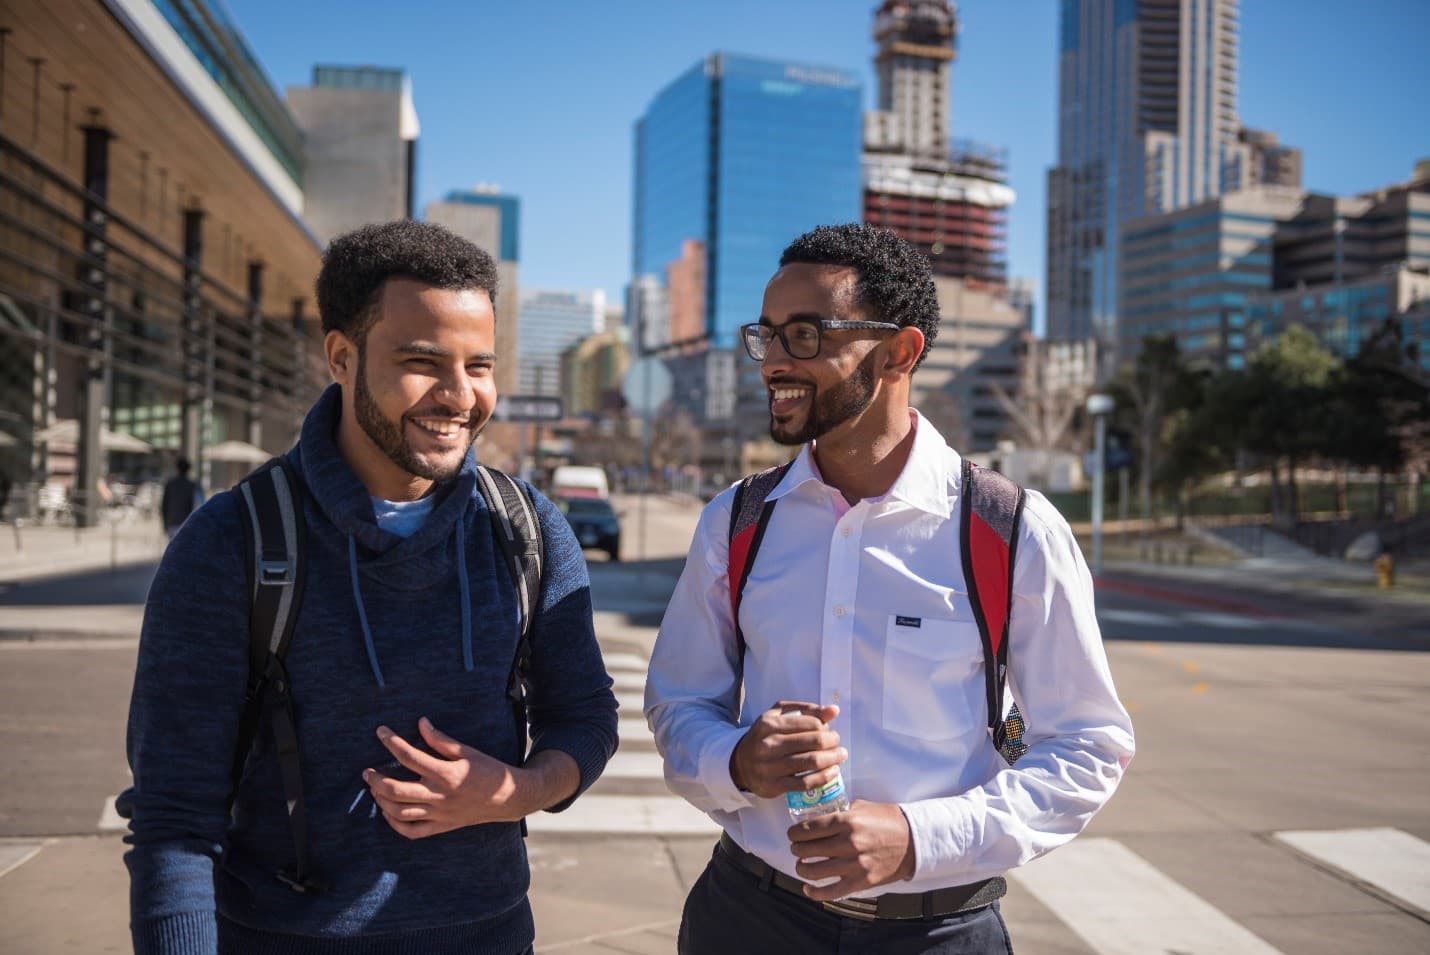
[418,717,466,759]
[818,704,840,725]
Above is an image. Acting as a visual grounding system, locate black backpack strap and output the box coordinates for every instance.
[959,457,1028,764]
[232,457,322,893]
[726,462,792,664]
[474,466,544,754]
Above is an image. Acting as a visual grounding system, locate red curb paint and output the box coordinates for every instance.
[1094,575,1286,618]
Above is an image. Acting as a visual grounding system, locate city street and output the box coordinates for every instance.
[1,493,1428,953]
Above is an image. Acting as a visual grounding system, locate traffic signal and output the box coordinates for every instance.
[1105,427,1133,471]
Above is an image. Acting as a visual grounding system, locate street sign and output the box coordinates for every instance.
[493,394,563,422]
[621,357,673,417]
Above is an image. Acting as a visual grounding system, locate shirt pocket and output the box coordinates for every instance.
[881,615,983,741]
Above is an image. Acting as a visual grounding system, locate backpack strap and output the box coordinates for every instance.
[232,457,323,893]
[727,463,792,663]
[474,466,544,837]
[959,457,1028,764]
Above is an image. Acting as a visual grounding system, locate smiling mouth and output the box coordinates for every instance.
[410,417,469,440]
[768,385,811,416]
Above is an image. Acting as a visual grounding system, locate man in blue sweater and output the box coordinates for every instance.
[119,220,619,954]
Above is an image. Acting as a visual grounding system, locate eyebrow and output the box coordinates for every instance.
[756,312,827,325]
[394,342,496,362]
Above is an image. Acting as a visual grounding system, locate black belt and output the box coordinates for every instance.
[717,832,1005,922]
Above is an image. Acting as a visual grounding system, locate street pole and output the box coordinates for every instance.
[1119,466,1129,543]
[1086,394,1114,575]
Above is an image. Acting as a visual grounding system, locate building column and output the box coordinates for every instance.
[75,123,114,528]
[181,208,205,466]
[246,261,264,447]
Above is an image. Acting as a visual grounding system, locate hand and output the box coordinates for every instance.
[729,701,846,799]
[787,800,916,901]
[363,717,524,839]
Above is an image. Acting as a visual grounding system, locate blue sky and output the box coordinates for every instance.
[231,0,1429,331]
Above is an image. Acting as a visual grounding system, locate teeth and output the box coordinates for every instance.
[414,419,463,437]
[770,388,809,401]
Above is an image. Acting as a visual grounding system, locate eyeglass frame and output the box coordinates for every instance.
[739,318,902,361]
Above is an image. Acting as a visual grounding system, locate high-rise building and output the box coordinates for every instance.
[287,66,420,245]
[1046,0,1298,360]
[862,1,1014,285]
[516,289,606,398]
[424,188,521,395]
[1231,127,1303,191]
[631,52,862,446]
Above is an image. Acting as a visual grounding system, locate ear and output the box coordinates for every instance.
[882,326,924,377]
[325,330,358,386]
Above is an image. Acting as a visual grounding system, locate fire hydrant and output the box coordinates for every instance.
[1375,552,1395,589]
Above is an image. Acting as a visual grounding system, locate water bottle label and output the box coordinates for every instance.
[786,775,845,811]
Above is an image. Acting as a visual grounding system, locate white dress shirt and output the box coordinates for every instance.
[645,411,1135,893]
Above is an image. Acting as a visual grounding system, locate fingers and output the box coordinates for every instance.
[775,701,839,724]
[376,726,443,776]
[418,717,467,760]
[363,770,441,805]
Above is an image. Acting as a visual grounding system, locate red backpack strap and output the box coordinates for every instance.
[959,457,1028,762]
[727,462,792,662]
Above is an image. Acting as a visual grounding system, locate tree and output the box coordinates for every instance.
[1107,335,1203,523]
[1237,326,1340,525]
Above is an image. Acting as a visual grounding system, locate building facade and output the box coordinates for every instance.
[911,277,1031,452]
[0,0,325,524]
[631,52,862,449]
[560,326,632,418]
[862,1,1014,285]
[1046,0,1297,358]
[423,188,522,395]
[515,289,606,398]
[286,65,419,246]
[1247,267,1430,367]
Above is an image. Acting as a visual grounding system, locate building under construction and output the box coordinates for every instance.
[0,0,328,526]
[862,0,1013,286]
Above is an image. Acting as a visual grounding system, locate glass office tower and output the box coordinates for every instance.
[633,54,863,353]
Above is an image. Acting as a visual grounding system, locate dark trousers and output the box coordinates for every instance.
[679,841,1014,955]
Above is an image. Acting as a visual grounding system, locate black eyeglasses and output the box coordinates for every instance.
[739,319,901,361]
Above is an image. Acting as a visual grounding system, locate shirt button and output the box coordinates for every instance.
[840,526,851,537]
[833,605,846,617]
[831,691,842,704]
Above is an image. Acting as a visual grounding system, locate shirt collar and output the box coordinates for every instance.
[766,409,955,518]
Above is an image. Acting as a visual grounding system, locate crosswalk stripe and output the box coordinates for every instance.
[619,718,653,744]
[610,671,645,692]
[0,842,46,879]
[1009,838,1283,954]
[602,652,649,672]
[527,794,718,835]
[1275,827,1430,915]
[616,691,645,713]
[98,795,126,833]
[604,751,666,779]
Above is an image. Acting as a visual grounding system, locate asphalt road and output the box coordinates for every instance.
[1,492,1427,953]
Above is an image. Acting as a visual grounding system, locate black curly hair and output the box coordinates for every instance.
[316,220,499,348]
[779,223,940,370]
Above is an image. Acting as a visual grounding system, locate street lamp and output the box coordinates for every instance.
[1086,393,1114,575]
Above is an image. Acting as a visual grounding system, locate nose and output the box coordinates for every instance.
[759,334,794,378]
[432,367,475,411]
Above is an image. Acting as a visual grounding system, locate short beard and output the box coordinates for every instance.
[353,348,474,483]
[770,349,879,446]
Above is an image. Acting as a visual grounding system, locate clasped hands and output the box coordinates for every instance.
[730,701,917,901]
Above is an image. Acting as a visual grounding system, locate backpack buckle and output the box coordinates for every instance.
[259,558,295,586]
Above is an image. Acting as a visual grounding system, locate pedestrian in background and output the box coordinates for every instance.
[119,220,618,954]
[159,456,203,537]
[645,224,1134,954]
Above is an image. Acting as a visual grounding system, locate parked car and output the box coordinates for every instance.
[554,494,621,561]
[551,465,610,499]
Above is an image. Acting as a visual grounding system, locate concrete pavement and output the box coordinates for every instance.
[3,497,1430,953]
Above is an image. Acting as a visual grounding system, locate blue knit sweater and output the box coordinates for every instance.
[119,386,619,954]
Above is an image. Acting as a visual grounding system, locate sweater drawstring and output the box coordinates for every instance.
[348,536,386,688]
[456,520,474,672]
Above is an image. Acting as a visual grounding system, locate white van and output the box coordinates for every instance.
[550,465,610,500]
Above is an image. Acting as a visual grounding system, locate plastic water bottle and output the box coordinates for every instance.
[787,767,850,820]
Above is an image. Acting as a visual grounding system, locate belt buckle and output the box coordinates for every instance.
[820,897,880,921]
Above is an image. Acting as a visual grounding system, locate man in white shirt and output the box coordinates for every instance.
[644,224,1135,954]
